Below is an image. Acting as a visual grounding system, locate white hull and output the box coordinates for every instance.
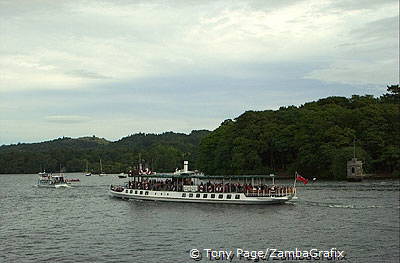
[110,189,293,205]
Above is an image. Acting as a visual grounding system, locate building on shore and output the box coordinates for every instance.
[347,158,364,182]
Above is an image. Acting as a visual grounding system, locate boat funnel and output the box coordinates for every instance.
[183,161,189,173]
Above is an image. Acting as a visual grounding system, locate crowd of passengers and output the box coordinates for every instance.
[120,179,296,195]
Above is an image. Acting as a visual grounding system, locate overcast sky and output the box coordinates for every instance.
[0,0,398,145]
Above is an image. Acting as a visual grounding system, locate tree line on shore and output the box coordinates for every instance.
[198,85,399,178]
[0,130,209,174]
[0,85,398,179]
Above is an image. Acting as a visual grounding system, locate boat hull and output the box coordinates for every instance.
[110,189,293,205]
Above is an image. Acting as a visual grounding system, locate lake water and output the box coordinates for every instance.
[0,174,399,262]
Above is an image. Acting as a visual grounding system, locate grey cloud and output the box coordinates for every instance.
[0,0,69,18]
[246,0,308,11]
[350,16,399,41]
[45,115,90,123]
[327,0,398,11]
[65,69,111,80]
[1,0,398,145]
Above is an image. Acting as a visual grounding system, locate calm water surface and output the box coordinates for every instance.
[0,174,399,262]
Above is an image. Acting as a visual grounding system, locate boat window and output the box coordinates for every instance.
[167,193,169,196]
[154,192,157,195]
[218,194,223,199]
[125,190,128,193]
[135,190,138,194]
[145,191,149,195]
[235,194,240,199]
[211,194,215,198]
[130,190,133,194]
[140,191,143,195]
[203,194,208,198]
[227,194,232,199]
[182,193,186,197]
[196,194,200,198]
[189,193,193,198]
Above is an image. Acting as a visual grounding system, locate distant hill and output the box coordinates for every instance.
[0,131,210,174]
[1,136,111,151]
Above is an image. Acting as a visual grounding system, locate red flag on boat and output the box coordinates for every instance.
[296,173,309,184]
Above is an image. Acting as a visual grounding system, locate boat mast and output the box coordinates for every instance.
[138,153,142,171]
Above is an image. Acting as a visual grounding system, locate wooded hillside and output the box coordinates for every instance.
[197,85,399,179]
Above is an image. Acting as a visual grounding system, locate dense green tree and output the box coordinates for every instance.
[0,131,210,174]
[198,88,399,178]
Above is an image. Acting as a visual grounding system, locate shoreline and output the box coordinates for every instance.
[0,172,399,180]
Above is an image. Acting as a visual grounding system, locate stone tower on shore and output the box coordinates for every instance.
[347,138,364,182]
[347,158,364,181]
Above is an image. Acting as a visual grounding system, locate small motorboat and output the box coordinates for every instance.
[118,173,127,179]
[37,174,69,188]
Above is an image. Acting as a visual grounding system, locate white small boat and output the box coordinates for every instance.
[118,173,127,179]
[37,174,69,188]
[84,160,92,176]
[38,170,48,176]
[38,166,48,176]
[98,159,107,176]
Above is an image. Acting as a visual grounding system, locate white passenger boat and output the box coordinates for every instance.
[110,174,296,204]
[37,174,70,188]
[110,162,297,204]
